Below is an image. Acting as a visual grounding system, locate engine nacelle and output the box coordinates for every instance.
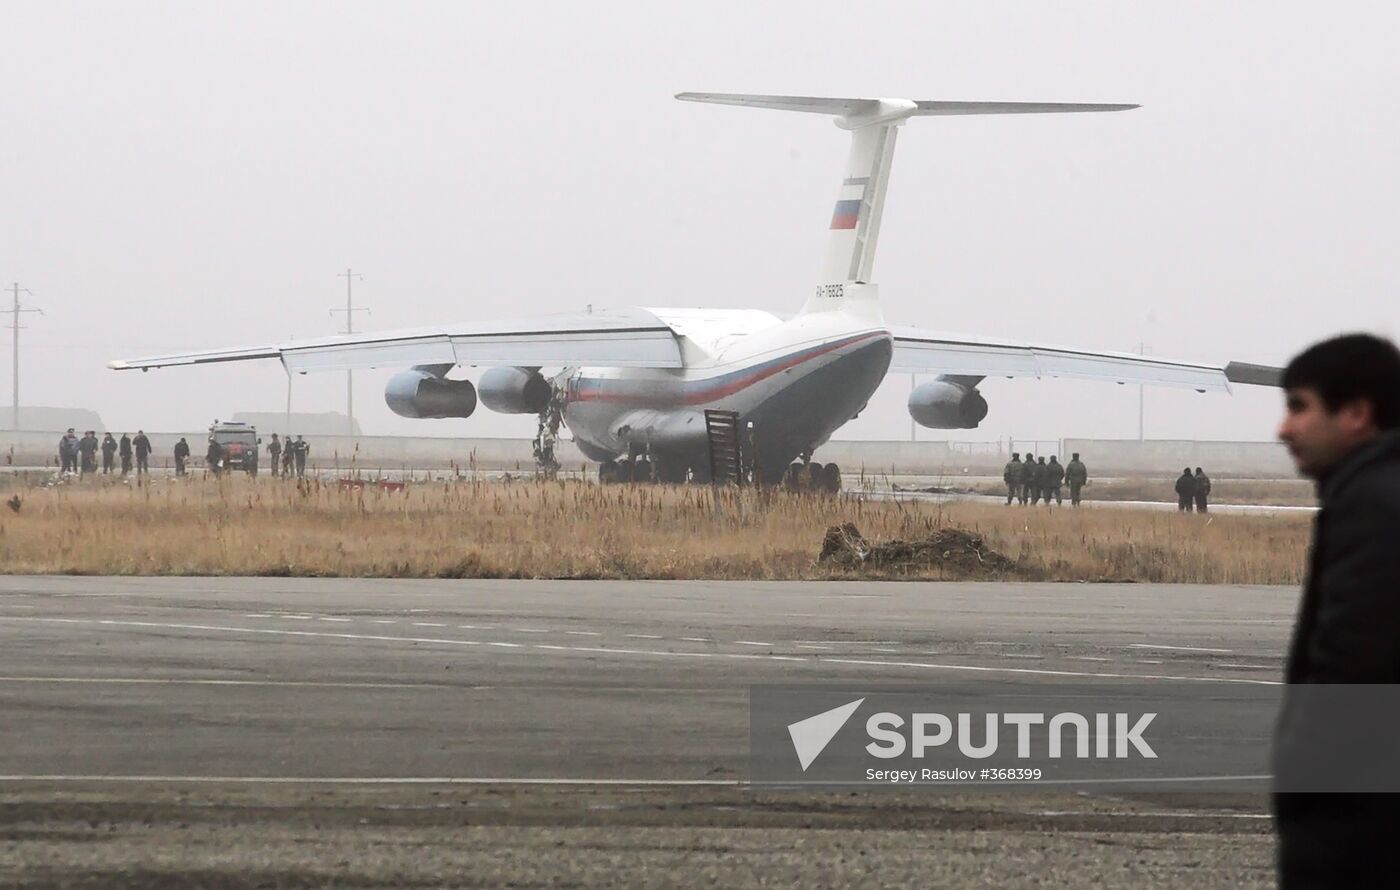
[478,366,552,415]
[384,366,477,419]
[908,379,989,429]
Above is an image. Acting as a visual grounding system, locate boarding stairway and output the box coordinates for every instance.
[704,410,744,486]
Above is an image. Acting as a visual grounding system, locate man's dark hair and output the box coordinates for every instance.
[1282,334,1400,430]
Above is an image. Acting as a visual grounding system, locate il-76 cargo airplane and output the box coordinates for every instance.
[112,92,1280,485]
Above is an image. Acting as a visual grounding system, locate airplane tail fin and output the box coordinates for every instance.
[676,93,1137,316]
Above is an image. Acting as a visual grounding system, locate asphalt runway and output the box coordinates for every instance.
[0,577,1292,887]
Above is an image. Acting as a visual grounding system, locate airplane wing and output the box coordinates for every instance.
[109,309,684,373]
[890,326,1282,391]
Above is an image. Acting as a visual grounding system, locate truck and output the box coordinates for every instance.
[208,420,260,475]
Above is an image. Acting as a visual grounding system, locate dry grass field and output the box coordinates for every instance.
[0,474,1310,583]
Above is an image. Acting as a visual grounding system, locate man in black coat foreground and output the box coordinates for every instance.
[1273,333,1400,888]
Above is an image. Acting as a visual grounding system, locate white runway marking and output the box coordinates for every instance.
[625,634,663,640]
[680,637,709,643]
[318,617,352,623]
[1034,810,1270,820]
[566,631,601,636]
[373,620,397,625]
[820,657,1281,686]
[512,628,550,634]
[0,676,439,689]
[412,622,447,628]
[735,641,773,647]
[0,774,743,786]
[1069,657,1110,662]
[0,617,1283,685]
[244,614,271,619]
[1129,643,1233,654]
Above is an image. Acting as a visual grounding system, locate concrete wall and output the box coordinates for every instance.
[0,429,1294,477]
[1061,438,1294,478]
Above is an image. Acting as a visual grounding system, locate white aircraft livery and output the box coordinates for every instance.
[112,92,1281,485]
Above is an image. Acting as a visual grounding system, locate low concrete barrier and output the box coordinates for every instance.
[0,430,1295,478]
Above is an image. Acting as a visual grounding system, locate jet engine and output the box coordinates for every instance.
[908,377,989,429]
[478,367,552,415]
[384,366,477,419]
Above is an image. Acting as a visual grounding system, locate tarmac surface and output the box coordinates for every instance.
[0,577,1293,887]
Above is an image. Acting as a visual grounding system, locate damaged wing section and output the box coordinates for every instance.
[109,308,684,373]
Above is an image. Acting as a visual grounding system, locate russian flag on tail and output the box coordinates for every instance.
[830,199,862,230]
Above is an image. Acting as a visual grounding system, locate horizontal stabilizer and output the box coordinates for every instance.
[676,93,1137,124]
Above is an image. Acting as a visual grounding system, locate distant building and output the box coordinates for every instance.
[230,412,363,437]
[0,407,106,432]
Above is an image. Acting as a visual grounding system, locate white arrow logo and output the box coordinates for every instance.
[787,698,865,771]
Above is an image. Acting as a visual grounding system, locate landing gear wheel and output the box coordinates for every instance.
[632,458,654,484]
[803,462,825,491]
[599,460,620,485]
[657,461,687,484]
[784,463,805,491]
[820,462,842,494]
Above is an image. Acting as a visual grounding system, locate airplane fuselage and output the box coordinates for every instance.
[561,304,892,481]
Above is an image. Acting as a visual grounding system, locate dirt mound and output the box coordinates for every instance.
[819,522,1020,577]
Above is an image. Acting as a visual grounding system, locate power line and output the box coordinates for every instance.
[329,268,369,436]
[6,283,42,431]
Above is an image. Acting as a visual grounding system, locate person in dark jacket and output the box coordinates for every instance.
[77,431,99,476]
[1032,456,1048,504]
[1002,453,1022,505]
[173,438,190,476]
[1018,453,1034,504]
[1192,467,1211,513]
[1272,333,1400,888]
[267,434,282,478]
[1065,452,1089,506]
[1044,456,1065,505]
[58,428,78,473]
[118,433,133,475]
[100,433,118,474]
[132,431,152,474]
[293,435,309,478]
[206,439,223,475]
[1174,467,1196,511]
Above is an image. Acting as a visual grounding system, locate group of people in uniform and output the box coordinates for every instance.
[56,429,313,479]
[1000,451,1215,512]
[1002,451,1090,506]
[264,433,311,478]
[1174,467,1212,513]
[57,428,152,476]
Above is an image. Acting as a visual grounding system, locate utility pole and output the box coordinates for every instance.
[909,374,916,442]
[285,332,294,436]
[1137,340,1146,441]
[330,269,369,436]
[7,283,41,431]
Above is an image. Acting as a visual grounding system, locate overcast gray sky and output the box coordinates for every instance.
[4,1,1396,445]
